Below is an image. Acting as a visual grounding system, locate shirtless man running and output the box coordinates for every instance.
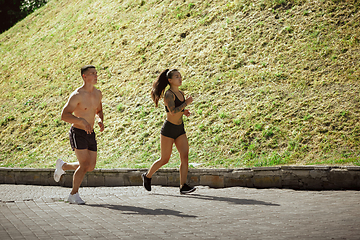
[54,65,104,204]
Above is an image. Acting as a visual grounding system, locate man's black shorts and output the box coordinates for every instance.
[69,126,97,151]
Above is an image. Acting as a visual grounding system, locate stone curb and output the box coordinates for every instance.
[0,166,359,190]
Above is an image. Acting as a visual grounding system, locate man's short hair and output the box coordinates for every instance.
[81,65,96,76]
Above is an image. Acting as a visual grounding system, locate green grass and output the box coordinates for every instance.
[0,0,359,169]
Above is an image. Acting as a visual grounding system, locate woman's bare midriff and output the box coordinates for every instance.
[166,112,184,125]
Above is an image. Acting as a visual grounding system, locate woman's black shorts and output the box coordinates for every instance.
[69,126,97,151]
[161,120,186,139]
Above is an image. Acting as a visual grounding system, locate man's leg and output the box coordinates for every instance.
[62,162,79,171]
[71,149,97,195]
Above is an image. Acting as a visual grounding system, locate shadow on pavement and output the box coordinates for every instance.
[86,204,197,218]
[152,193,280,206]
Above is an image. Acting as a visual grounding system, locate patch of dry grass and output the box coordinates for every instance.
[0,0,359,168]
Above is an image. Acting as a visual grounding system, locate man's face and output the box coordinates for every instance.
[83,68,97,84]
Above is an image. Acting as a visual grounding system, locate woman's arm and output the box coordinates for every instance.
[164,91,188,115]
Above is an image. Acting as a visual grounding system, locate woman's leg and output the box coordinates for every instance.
[174,134,189,187]
[146,135,174,178]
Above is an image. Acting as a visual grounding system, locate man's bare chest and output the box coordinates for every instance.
[77,94,100,112]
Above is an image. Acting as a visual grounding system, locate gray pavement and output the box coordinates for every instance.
[0,184,359,240]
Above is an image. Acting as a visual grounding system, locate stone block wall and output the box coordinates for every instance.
[0,166,359,190]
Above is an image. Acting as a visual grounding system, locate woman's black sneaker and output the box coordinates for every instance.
[180,184,196,194]
[142,173,151,191]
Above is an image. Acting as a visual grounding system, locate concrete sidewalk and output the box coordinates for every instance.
[1,184,359,239]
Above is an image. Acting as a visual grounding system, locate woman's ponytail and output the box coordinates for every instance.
[151,69,170,107]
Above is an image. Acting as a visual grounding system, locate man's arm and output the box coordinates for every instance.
[96,104,104,132]
[96,91,104,132]
[61,92,92,133]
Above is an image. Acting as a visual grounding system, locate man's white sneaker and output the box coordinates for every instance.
[68,193,85,205]
[54,158,65,182]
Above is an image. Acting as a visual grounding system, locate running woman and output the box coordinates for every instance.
[142,69,196,194]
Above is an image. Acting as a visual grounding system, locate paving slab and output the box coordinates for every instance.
[0,184,359,239]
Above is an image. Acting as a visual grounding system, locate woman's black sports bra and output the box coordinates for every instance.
[165,89,185,113]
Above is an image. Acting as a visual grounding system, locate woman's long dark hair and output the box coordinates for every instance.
[151,69,178,107]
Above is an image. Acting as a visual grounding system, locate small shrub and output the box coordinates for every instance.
[0,116,15,126]
[263,128,275,138]
[117,103,124,112]
[284,26,293,33]
[303,114,312,121]
[255,123,263,131]
[219,112,227,119]
[233,119,241,125]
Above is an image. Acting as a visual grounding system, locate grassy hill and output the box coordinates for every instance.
[0,0,359,169]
